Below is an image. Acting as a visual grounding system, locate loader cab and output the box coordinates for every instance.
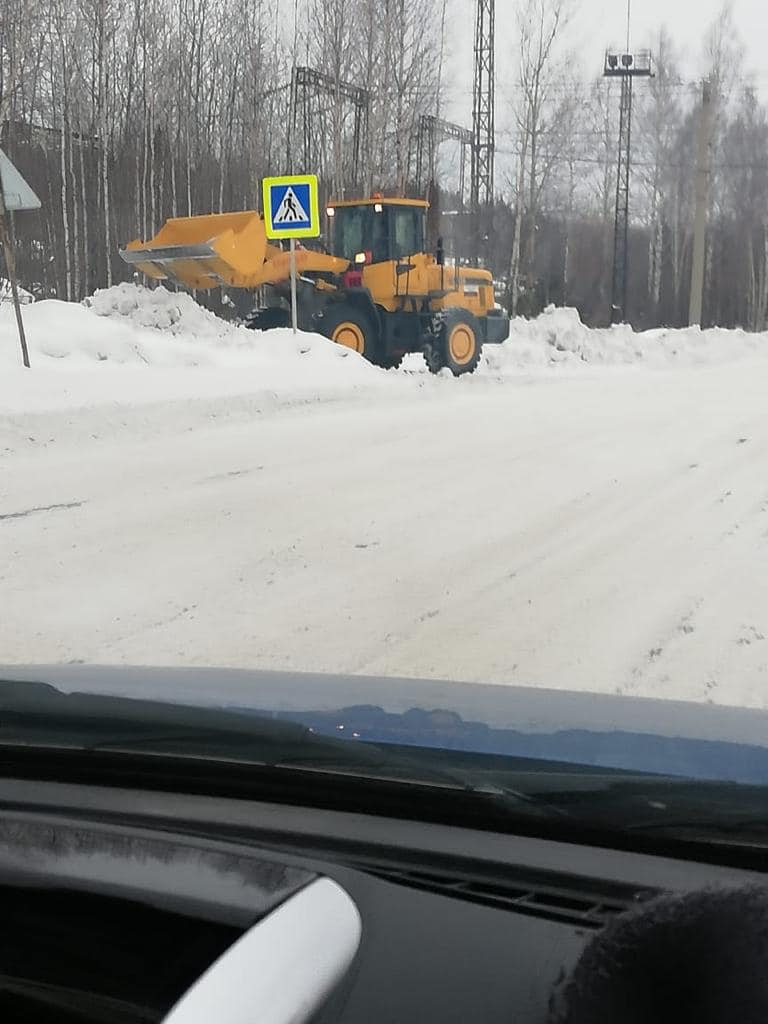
[326,198,427,267]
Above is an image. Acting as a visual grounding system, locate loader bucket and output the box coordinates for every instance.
[119,211,268,291]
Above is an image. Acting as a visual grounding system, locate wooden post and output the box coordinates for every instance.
[0,185,31,368]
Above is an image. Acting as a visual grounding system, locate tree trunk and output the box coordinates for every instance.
[509,144,527,316]
[79,120,90,297]
[99,0,112,287]
[60,114,72,301]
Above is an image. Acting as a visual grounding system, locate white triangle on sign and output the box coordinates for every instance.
[0,148,41,211]
[273,186,309,225]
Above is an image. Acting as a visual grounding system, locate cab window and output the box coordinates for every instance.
[391,208,424,259]
[331,205,390,264]
[332,206,369,262]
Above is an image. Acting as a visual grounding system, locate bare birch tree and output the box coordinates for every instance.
[508,0,571,314]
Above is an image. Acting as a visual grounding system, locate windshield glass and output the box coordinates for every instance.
[331,205,390,263]
[391,207,424,258]
[4,0,768,855]
[331,206,370,262]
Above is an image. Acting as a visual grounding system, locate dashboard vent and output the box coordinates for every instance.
[368,867,655,928]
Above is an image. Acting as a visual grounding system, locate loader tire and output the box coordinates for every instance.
[423,336,447,374]
[425,307,482,377]
[319,304,380,362]
[244,307,290,331]
[377,353,404,370]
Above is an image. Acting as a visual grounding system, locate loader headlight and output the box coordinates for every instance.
[326,207,335,217]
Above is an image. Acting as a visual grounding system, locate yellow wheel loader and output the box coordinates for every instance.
[119,196,510,375]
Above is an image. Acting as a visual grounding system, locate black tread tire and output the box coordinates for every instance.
[376,353,405,370]
[424,307,482,376]
[244,307,290,331]
[318,303,380,363]
[423,336,447,374]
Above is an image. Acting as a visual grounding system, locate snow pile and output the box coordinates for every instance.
[482,305,768,375]
[0,283,384,374]
[85,282,230,340]
[1,297,211,367]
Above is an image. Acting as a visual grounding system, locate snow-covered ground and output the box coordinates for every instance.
[3,285,768,709]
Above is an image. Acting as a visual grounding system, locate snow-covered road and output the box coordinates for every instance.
[4,320,768,708]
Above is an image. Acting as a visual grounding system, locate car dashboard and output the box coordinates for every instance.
[0,775,766,1024]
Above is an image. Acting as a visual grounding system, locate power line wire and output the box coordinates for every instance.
[495,145,768,173]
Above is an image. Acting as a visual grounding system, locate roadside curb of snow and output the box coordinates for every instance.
[480,304,768,374]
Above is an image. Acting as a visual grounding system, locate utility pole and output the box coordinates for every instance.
[689,79,713,327]
[603,49,653,324]
[433,0,449,184]
[471,0,495,267]
[613,71,633,325]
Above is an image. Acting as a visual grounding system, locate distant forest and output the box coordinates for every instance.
[2,0,767,329]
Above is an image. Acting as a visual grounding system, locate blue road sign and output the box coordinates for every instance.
[262,175,320,240]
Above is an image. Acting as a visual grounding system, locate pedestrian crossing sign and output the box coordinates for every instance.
[262,174,320,240]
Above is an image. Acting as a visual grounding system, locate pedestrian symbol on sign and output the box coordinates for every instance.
[273,186,309,225]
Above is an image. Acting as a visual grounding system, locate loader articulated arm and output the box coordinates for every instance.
[119,210,348,291]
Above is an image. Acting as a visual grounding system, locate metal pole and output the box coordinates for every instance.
[0,186,31,368]
[610,72,633,324]
[286,67,298,172]
[689,80,712,327]
[471,0,495,267]
[289,237,298,335]
[459,144,466,210]
[416,116,426,194]
[622,74,633,322]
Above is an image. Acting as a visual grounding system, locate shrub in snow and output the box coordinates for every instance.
[0,278,34,304]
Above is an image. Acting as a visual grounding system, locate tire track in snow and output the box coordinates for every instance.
[0,501,85,521]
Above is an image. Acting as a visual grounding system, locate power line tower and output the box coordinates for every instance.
[287,67,371,197]
[603,49,652,324]
[415,114,473,206]
[471,0,495,266]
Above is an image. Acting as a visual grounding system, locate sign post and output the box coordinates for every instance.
[289,238,299,336]
[261,175,320,335]
[0,148,41,369]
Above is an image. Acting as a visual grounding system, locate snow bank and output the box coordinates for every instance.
[0,282,387,373]
[481,305,768,375]
[0,283,397,413]
[4,284,768,417]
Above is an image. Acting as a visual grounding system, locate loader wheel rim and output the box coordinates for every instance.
[448,323,476,365]
[332,321,366,353]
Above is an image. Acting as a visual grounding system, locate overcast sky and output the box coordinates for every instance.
[559,0,767,76]
[447,0,768,128]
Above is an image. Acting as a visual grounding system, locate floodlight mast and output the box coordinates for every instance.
[603,48,653,324]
